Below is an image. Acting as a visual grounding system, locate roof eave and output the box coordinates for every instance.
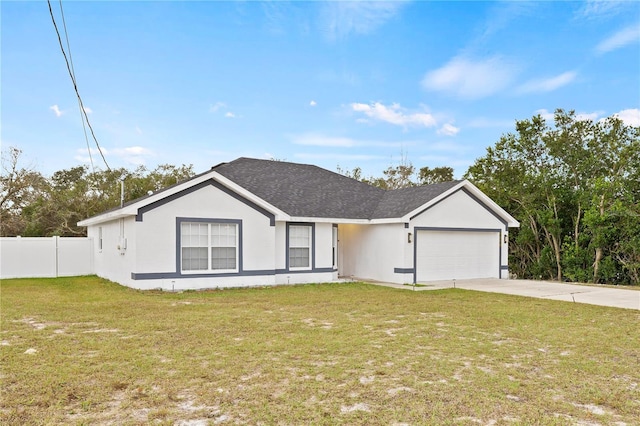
[76,171,220,227]
[77,210,137,227]
[288,216,372,224]
[77,170,289,227]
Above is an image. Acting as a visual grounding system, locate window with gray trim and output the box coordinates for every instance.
[289,225,311,269]
[181,221,238,272]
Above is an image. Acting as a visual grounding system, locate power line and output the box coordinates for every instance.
[47,0,110,171]
[56,0,94,173]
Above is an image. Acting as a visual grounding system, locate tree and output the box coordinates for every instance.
[0,147,46,236]
[2,150,196,237]
[418,166,454,185]
[338,158,454,189]
[465,109,640,285]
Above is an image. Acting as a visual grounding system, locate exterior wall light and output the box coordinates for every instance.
[504,234,508,244]
[408,232,412,243]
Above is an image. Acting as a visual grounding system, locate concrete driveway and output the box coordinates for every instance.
[373,279,640,310]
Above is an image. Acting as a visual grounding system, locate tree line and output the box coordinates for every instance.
[465,109,639,285]
[1,147,194,237]
[2,109,638,284]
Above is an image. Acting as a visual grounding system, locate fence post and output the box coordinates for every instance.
[55,236,59,278]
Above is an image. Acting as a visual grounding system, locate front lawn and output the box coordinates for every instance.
[1,277,638,425]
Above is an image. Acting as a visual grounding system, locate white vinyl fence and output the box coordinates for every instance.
[0,237,94,279]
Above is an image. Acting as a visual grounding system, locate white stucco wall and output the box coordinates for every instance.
[90,217,137,286]
[275,222,286,271]
[314,222,334,270]
[411,190,506,229]
[88,183,339,290]
[409,189,510,279]
[135,185,275,275]
[338,223,405,283]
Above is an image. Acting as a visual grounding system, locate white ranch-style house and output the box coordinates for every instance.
[78,158,519,290]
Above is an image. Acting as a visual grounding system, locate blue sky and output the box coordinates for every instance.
[2,1,639,179]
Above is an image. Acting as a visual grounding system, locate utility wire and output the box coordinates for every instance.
[57,0,94,173]
[47,0,110,171]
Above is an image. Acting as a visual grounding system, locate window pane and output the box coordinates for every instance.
[182,247,208,270]
[211,247,236,270]
[181,221,238,272]
[198,223,208,246]
[181,223,191,246]
[290,247,309,268]
[289,225,310,268]
[290,226,309,247]
[182,222,209,247]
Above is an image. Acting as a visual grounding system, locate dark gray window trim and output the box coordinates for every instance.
[413,227,502,284]
[131,269,275,280]
[332,224,338,269]
[394,267,414,274]
[409,187,508,228]
[136,179,275,226]
[131,267,338,280]
[286,222,315,272]
[177,217,243,274]
[275,267,335,275]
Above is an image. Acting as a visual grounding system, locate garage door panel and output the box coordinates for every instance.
[416,230,499,282]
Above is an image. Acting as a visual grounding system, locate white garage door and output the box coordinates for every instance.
[416,230,499,282]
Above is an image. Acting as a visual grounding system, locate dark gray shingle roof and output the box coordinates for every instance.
[371,181,462,218]
[213,158,459,219]
[213,158,384,219]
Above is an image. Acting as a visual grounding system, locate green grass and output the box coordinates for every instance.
[1,277,639,425]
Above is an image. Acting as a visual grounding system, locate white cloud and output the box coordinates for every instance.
[321,1,408,41]
[83,106,93,114]
[113,146,153,165]
[209,102,227,113]
[575,111,602,122]
[437,123,460,137]
[350,102,437,128]
[74,147,105,164]
[517,71,577,94]
[577,1,630,20]
[74,146,153,166]
[224,112,236,118]
[291,133,409,148]
[613,108,640,126]
[421,55,518,99]
[49,104,64,117]
[535,108,604,122]
[535,109,555,121]
[114,146,150,156]
[595,24,640,54]
[309,100,317,107]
